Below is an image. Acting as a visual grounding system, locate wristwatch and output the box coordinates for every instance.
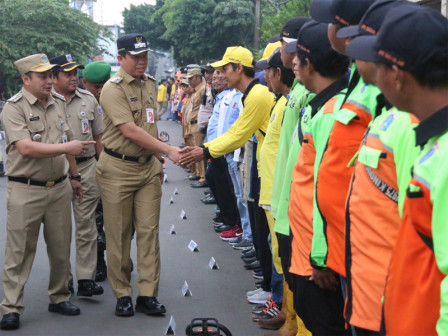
[70,173,81,182]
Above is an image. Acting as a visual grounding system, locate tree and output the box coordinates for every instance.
[213,0,255,49]
[122,1,171,52]
[260,0,312,43]
[0,0,110,97]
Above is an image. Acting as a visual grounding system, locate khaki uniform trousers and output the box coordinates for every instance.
[96,153,162,299]
[70,157,100,281]
[184,133,199,177]
[192,130,206,183]
[1,179,72,314]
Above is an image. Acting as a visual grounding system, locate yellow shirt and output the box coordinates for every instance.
[259,95,287,206]
[157,84,167,102]
[205,82,275,158]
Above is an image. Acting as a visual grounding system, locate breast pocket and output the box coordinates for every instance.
[27,119,45,134]
[77,110,94,134]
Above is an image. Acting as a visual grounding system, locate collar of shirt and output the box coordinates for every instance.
[118,67,149,84]
[242,78,260,106]
[23,87,55,107]
[415,105,448,147]
[308,76,348,117]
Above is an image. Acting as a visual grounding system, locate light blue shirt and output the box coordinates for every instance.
[206,89,231,142]
[222,90,243,134]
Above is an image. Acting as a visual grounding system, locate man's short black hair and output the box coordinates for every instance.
[298,48,350,79]
[272,67,295,88]
[230,62,255,78]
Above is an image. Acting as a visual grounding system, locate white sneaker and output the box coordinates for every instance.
[246,287,263,297]
[247,290,271,304]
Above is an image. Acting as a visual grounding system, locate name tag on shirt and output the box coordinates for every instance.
[81,119,90,134]
[146,108,155,123]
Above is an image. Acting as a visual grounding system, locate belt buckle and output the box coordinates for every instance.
[138,157,147,164]
[46,181,55,187]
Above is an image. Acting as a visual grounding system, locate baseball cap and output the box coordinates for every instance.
[257,47,284,70]
[268,34,281,43]
[82,61,111,83]
[211,46,254,70]
[185,68,203,78]
[337,0,416,39]
[255,41,282,70]
[280,16,312,43]
[346,6,448,72]
[310,0,375,27]
[201,61,216,72]
[50,54,85,72]
[284,20,331,56]
[180,78,190,85]
[14,54,57,75]
[117,33,151,55]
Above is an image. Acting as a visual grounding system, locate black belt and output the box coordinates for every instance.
[190,120,197,125]
[104,147,152,164]
[8,175,67,187]
[76,156,95,164]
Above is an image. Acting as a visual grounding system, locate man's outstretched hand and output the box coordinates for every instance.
[179,146,205,167]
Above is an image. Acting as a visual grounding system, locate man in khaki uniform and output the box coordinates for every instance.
[81,61,112,282]
[96,33,180,317]
[181,80,193,155]
[51,54,104,297]
[185,68,207,187]
[0,54,95,330]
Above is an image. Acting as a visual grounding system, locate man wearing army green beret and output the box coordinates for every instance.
[0,54,95,330]
[51,54,105,299]
[97,33,180,317]
[82,61,111,102]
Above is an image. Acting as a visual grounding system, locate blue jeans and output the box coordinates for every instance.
[226,154,252,241]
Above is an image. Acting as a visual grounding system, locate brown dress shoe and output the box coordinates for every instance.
[258,310,286,330]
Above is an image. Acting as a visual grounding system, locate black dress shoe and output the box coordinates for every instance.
[187,175,200,181]
[135,296,166,315]
[190,181,208,188]
[77,280,104,297]
[115,296,134,317]
[0,313,20,330]
[242,248,256,258]
[244,260,261,270]
[242,256,258,264]
[48,301,80,315]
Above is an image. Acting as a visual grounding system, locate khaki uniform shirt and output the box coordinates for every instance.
[185,82,205,136]
[0,88,71,180]
[100,68,158,157]
[198,84,214,129]
[181,95,192,137]
[62,88,104,158]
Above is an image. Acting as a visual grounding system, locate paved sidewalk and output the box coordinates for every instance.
[0,120,267,335]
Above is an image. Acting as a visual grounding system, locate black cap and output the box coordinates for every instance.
[337,0,416,39]
[285,20,331,57]
[201,61,216,72]
[310,0,375,27]
[117,33,150,55]
[257,48,283,70]
[268,34,281,43]
[280,16,312,43]
[50,54,84,71]
[346,6,448,72]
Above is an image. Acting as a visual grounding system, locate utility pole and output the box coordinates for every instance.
[254,0,261,51]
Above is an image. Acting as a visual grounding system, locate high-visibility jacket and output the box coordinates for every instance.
[289,77,347,276]
[383,106,448,336]
[345,104,419,331]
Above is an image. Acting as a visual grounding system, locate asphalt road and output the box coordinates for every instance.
[0,120,267,336]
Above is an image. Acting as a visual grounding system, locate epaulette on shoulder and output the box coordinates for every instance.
[109,76,123,84]
[7,92,23,103]
[145,74,156,81]
[52,91,66,101]
[77,87,94,97]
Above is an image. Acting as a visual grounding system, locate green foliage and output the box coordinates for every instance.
[260,0,312,43]
[122,0,170,52]
[0,0,110,97]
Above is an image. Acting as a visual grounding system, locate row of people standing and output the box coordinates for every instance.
[178,0,448,335]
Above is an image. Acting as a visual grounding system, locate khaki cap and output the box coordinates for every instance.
[185,68,202,78]
[180,78,190,85]
[14,54,57,75]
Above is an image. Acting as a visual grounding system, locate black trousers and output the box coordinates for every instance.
[292,274,350,336]
[205,157,240,226]
[276,232,294,292]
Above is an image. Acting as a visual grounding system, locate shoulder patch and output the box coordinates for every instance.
[109,76,123,84]
[7,92,23,102]
[52,92,66,101]
[145,73,156,81]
